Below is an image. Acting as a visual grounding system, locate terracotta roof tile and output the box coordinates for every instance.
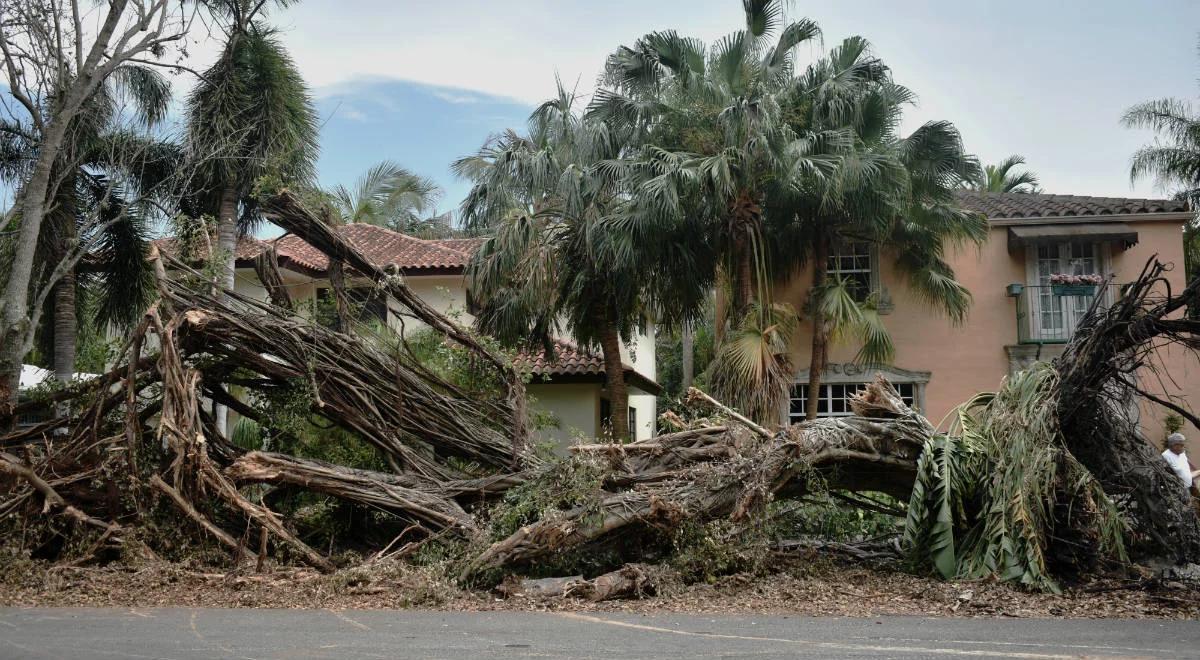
[272,224,474,274]
[152,236,268,263]
[430,237,487,256]
[955,190,1190,221]
[515,340,662,395]
[516,340,608,377]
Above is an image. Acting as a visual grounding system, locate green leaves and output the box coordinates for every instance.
[902,364,1129,592]
[708,302,798,425]
[969,154,1041,193]
[185,19,319,211]
[330,161,442,229]
[818,276,894,366]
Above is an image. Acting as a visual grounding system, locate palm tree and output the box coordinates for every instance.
[1123,82,1200,306]
[769,37,985,419]
[596,9,983,425]
[184,0,319,303]
[0,66,172,383]
[591,1,825,321]
[329,161,443,230]
[183,0,318,434]
[457,84,707,441]
[969,155,1041,193]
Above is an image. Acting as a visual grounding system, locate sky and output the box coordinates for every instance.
[182,0,1200,218]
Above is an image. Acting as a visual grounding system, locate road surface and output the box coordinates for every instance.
[0,608,1197,659]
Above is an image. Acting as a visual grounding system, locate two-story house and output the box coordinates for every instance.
[158,223,660,446]
[779,190,1198,452]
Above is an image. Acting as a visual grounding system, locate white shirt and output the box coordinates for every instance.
[1162,449,1194,488]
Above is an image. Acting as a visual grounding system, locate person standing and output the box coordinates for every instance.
[1162,433,1195,489]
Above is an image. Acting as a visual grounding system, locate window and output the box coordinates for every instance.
[789,382,916,421]
[828,241,873,303]
[1031,241,1103,339]
[600,398,638,439]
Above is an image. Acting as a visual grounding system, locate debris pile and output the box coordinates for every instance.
[3,190,1200,598]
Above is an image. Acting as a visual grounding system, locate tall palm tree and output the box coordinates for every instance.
[329,161,443,229]
[773,38,985,419]
[184,0,319,302]
[0,66,172,383]
[597,8,982,425]
[969,155,1041,193]
[457,84,708,441]
[184,0,318,434]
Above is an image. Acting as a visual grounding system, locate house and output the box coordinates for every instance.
[155,223,659,445]
[778,190,1199,452]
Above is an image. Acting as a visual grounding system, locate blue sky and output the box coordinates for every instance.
[227,1,1200,218]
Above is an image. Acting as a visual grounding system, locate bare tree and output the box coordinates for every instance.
[0,0,193,423]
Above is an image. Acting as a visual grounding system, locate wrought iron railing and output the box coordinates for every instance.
[1014,284,1122,344]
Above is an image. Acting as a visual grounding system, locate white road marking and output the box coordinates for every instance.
[553,612,1148,659]
[325,607,372,631]
[873,636,1164,654]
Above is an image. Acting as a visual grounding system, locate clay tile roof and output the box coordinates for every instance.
[429,237,487,256]
[516,340,608,377]
[151,236,268,263]
[954,190,1190,221]
[272,224,475,274]
[515,340,662,395]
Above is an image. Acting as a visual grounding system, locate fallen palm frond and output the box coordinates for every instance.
[904,364,1127,592]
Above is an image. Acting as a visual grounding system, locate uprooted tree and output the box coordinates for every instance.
[2,190,1199,594]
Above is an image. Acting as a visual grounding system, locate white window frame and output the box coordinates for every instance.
[786,364,929,423]
[1022,240,1112,341]
[789,382,917,421]
[828,241,874,304]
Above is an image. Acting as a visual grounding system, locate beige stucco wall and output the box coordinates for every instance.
[528,382,601,452]
[779,218,1200,453]
[392,274,473,333]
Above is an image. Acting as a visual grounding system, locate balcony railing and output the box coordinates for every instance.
[1014,284,1122,344]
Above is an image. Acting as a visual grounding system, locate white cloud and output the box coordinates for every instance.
[430,89,484,105]
[273,1,743,106]
[338,105,368,122]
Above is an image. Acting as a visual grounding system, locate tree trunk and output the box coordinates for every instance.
[728,191,763,322]
[52,269,77,384]
[216,185,239,297]
[599,321,631,442]
[681,323,694,392]
[0,115,80,429]
[734,240,754,320]
[806,232,830,421]
[214,185,239,437]
[328,257,351,333]
[52,187,79,386]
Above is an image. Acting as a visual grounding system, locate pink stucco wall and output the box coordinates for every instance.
[778,218,1200,452]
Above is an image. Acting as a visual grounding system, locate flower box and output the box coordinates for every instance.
[1051,284,1097,296]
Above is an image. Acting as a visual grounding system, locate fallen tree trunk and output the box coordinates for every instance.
[496,564,655,601]
[464,380,930,578]
[227,451,475,533]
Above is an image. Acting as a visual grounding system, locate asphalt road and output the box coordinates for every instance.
[1,608,1198,659]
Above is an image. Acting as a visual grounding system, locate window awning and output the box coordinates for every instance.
[1007,223,1138,253]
